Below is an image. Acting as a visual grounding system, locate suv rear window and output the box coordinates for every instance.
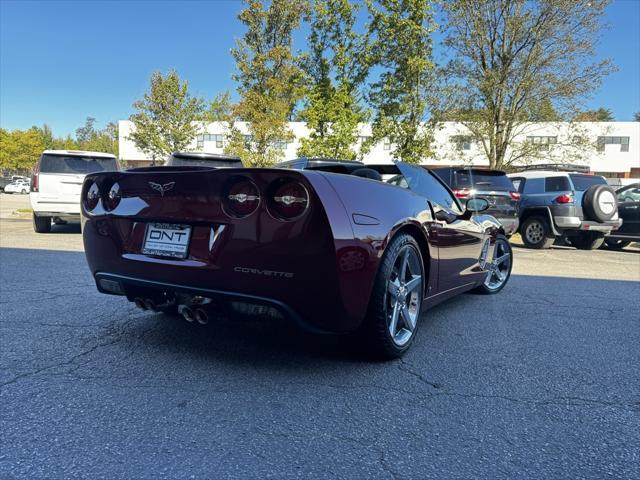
[454,170,513,191]
[40,154,118,174]
[569,174,607,191]
[545,176,571,192]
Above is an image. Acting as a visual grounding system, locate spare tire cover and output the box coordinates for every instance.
[582,184,617,222]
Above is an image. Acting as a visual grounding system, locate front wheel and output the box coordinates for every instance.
[361,233,425,359]
[604,238,631,250]
[473,235,513,294]
[570,232,605,250]
[521,216,555,249]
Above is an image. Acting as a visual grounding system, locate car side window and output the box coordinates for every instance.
[510,177,525,193]
[545,176,571,192]
[395,163,462,213]
[618,186,640,203]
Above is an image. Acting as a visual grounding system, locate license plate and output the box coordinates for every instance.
[142,223,192,259]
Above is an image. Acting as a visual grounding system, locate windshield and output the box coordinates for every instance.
[396,162,461,212]
[569,174,607,191]
[169,157,243,168]
[454,170,513,191]
[40,154,118,174]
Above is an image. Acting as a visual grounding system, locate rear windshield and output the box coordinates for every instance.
[40,154,118,174]
[169,157,243,168]
[569,174,607,191]
[454,170,513,191]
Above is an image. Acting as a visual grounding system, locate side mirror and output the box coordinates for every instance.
[466,198,489,213]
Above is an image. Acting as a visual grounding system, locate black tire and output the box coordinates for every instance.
[21,189,27,194]
[582,184,617,222]
[604,238,631,250]
[520,216,555,249]
[33,213,51,233]
[569,232,605,250]
[473,234,513,294]
[361,233,425,359]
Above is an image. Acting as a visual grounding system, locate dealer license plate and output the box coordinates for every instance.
[142,223,192,259]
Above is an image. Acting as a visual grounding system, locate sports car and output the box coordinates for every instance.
[81,161,512,358]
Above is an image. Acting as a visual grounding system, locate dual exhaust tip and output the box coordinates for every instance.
[134,297,210,325]
[178,305,209,325]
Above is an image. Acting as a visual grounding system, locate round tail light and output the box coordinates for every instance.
[225,178,260,217]
[104,182,121,211]
[85,182,100,211]
[269,179,309,219]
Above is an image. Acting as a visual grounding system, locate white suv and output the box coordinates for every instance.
[30,150,119,233]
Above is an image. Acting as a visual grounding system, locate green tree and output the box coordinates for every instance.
[225,0,308,167]
[297,0,370,161]
[574,107,614,121]
[439,0,615,169]
[207,91,235,122]
[634,112,640,122]
[0,128,44,173]
[367,0,436,163]
[129,70,206,164]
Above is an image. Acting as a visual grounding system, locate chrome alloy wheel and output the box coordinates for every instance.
[525,221,544,244]
[386,245,423,347]
[483,237,512,291]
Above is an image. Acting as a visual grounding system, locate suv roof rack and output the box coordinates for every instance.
[514,163,590,173]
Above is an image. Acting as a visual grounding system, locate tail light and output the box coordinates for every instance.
[269,179,309,219]
[85,182,100,210]
[224,177,260,217]
[31,165,39,192]
[452,188,471,198]
[509,191,521,201]
[555,194,573,204]
[104,182,121,210]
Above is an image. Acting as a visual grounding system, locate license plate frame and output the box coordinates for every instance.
[142,222,192,259]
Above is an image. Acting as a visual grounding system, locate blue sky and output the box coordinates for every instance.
[1,0,639,136]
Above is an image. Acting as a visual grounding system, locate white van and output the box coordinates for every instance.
[30,150,119,233]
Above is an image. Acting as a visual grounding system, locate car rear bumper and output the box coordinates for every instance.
[554,216,622,232]
[30,195,80,215]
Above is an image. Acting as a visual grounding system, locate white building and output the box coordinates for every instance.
[119,120,640,178]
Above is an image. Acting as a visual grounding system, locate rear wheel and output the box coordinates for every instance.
[33,214,51,233]
[604,238,631,250]
[521,216,554,249]
[361,233,424,359]
[570,232,605,250]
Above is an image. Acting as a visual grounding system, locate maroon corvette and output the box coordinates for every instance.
[81,161,512,358]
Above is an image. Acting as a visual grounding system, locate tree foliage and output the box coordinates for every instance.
[225,0,308,167]
[438,0,615,169]
[0,128,44,173]
[635,112,640,122]
[74,117,119,154]
[297,0,370,161]
[574,107,614,122]
[207,91,235,123]
[129,70,206,164]
[367,0,436,163]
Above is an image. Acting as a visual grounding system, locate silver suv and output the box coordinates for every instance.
[508,171,622,250]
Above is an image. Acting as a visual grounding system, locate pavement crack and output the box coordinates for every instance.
[396,358,442,390]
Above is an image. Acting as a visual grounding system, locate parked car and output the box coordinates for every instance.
[167,151,243,168]
[604,183,640,249]
[4,180,31,194]
[81,161,512,358]
[430,167,520,236]
[508,171,621,249]
[30,150,119,233]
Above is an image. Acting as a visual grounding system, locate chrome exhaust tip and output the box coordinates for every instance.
[178,305,195,322]
[194,308,209,325]
[134,297,147,310]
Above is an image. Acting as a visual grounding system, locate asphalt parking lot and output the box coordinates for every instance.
[1,192,639,479]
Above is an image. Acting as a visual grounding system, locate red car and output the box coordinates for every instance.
[81,162,512,358]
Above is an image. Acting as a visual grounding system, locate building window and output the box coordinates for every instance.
[527,136,557,150]
[196,134,224,149]
[451,135,473,151]
[243,135,253,148]
[358,135,371,143]
[383,140,391,150]
[597,136,630,153]
[273,140,288,149]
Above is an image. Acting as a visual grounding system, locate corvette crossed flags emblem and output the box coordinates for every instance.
[148,181,175,197]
